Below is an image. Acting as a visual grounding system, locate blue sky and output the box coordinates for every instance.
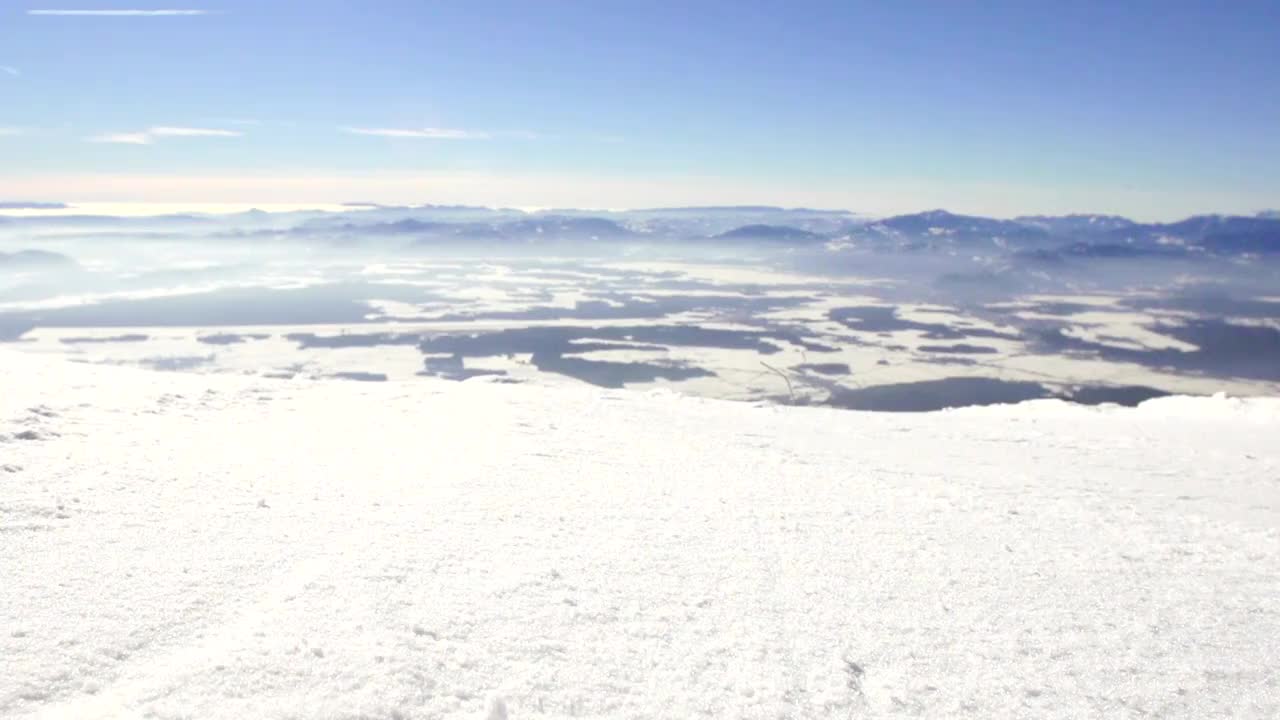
[1,1,1278,218]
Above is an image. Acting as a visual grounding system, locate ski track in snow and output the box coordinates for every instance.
[2,351,1279,719]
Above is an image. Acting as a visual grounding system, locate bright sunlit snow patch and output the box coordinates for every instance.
[0,284,234,312]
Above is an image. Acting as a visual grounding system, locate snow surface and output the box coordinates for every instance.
[2,350,1279,719]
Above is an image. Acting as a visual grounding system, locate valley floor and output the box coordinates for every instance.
[2,351,1278,718]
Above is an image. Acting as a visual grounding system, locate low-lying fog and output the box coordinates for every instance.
[3,204,1278,411]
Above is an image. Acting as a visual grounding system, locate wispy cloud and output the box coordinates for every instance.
[0,66,18,77]
[0,128,25,136]
[88,132,153,145]
[27,9,208,16]
[344,127,492,140]
[87,126,242,145]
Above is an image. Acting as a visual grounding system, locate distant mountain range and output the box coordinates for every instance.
[0,249,78,268]
[2,203,1277,259]
[0,201,70,210]
[713,224,826,243]
[303,206,1280,257]
[831,210,1280,258]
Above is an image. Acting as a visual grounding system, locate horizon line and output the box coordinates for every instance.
[0,200,1276,224]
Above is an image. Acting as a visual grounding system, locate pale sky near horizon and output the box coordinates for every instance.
[2,1,1278,219]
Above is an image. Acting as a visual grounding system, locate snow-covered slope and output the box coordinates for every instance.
[2,351,1278,719]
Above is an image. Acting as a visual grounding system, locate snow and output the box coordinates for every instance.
[2,350,1279,719]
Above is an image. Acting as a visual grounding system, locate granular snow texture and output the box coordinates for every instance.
[2,352,1278,718]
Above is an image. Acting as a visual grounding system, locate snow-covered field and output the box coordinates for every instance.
[2,350,1278,719]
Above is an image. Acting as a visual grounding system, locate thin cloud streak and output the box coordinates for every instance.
[86,126,243,144]
[344,127,491,140]
[27,9,208,16]
[0,66,18,76]
[0,128,25,136]
[87,132,153,145]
